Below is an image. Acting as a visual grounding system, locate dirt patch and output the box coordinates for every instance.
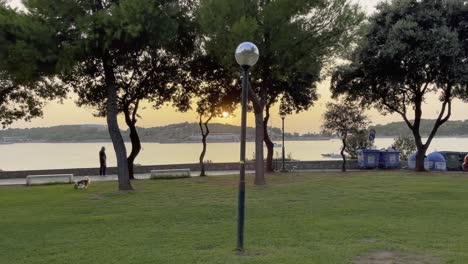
[354,251,439,264]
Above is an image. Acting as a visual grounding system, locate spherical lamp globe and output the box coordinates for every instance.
[235,42,259,67]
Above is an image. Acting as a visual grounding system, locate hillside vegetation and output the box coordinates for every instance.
[370,119,468,137]
[0,123,285,143]
[1,119,466,142]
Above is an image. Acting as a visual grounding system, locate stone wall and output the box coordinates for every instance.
[0,160,361,179]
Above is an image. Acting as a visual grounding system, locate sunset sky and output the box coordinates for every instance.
[6,0,467,133]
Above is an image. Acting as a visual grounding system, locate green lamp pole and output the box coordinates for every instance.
[280,113,287,172]
[234,42,259,253]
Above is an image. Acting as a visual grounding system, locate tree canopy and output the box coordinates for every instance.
[21,0,196,190]
[345,130,374,159]
[71,18,195,179]
[331,0,468,171]
[198,0,364,182]
[322,101,369,171]
[190,54,239,176]
[0,2,65,127]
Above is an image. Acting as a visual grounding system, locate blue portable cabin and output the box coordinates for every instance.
[357,149,381,169]
[379,150,401,169]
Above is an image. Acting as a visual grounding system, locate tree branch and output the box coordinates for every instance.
[426,85,453,146]
[131,99,140,124]
[248,85,262,111]
[198,114,205,136]
[381,93,413,130]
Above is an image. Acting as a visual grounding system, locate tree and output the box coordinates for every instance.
[191,55,238,176]
[345,130,374,159]
[0,2,65,127]
[71,1,196,180]
[331,0,468,171]
[393,135,417,161]
[322,101,369,172]
[25,0,192,190]
[74,55,190,179]
[197,0,364,183]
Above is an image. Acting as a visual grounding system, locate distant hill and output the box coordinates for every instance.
[0,125,112,142]
[370,119,468,137]
[0,123,289,143]
[1,119,466,143]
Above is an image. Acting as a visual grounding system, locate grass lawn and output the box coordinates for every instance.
[2,171,468,263]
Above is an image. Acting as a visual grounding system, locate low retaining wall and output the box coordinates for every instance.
[0,160,360,179]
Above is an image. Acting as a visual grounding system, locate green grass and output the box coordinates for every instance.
[2,171,468,263]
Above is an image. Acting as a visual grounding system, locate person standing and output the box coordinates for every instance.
[99,147,106,176]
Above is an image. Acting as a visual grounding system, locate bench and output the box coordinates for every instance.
[26,174,74,186]
[150,169,191,179]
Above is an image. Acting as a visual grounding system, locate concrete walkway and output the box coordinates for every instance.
[0,170,254,186]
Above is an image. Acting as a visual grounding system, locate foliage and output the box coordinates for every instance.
[191,55,239,119]
[56,0,196,120]
[22,0,197,188]
[322,102,369,139]
[0,123,287,142]
[345,130,374,159]
[0,125,112,142]
[71,1,196,117]
[322,101,369,171]
[393,135,417,161]
[331,0,468,171]
[197,0,364,180]
[189,54,239,176]
[371,119,468,137]
[0,3,65,127]
[198,0,364,97]
[63,0,196,179]
[3,172,468,263]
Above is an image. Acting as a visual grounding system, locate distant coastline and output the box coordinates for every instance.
[0,138,332,144]
[1,120,468,144]
[2,135,468,144]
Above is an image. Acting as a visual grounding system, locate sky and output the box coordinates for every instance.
[5,0,468,133]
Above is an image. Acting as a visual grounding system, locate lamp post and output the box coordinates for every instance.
[235,42,259,253]
[280,113,287,172]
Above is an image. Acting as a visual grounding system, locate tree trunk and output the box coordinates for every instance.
[247,74,266,185]
[198,115,211,177]
[412,124,426,172]
[390,84,452,172]
[416,92,451,172]
[341,136,347,172]
[415,148,427,172]
[254,111,266,185]
[123,105,141,180]
[413,94,426,172]
[199,133,208,177]
[102,54,132,191]
[263,106,274,172]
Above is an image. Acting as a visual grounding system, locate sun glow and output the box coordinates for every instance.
[222,112,230,118]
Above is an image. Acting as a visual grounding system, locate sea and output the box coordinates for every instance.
[0,137,467,171]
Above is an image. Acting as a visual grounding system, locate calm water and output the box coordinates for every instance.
[1,137,467,171]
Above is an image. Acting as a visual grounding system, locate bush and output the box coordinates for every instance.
[345,130,374,159]
[393,135,416,161]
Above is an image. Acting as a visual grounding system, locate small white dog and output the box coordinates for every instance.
[74,176,91,189]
